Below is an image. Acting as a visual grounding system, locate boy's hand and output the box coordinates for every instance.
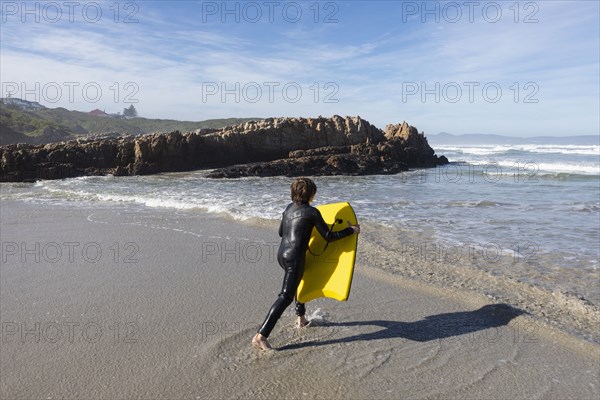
[347,221,360,234]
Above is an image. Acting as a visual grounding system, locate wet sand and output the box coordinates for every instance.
[1,201,598,399]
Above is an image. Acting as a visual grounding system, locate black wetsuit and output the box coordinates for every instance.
[258,202,354,338]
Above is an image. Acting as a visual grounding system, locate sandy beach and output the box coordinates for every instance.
[1,200,599,399]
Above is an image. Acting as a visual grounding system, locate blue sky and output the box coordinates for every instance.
[1,0,598,136]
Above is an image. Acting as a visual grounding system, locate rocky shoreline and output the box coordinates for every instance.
[0,115,448,182]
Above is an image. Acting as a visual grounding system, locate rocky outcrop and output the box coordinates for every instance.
[206,121,448,178]
[0,115,448,182]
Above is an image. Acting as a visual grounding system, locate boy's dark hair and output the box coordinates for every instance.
[291,177,317,204]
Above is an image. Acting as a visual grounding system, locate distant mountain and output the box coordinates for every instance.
[0,100,260,145]
[428,132,599,146]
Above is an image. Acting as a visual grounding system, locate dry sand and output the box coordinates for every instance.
[1,201,598,399]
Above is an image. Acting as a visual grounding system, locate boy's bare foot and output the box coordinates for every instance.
[251,333,273,351]
[295,315,311,328]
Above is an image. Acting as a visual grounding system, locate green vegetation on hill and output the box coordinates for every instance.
[34,107,258,135]
[1,105,73,137]
[0,102,260,145]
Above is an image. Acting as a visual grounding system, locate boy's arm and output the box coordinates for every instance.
[312,208,354,242]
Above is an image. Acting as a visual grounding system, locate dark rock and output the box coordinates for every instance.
[0,115,448,182]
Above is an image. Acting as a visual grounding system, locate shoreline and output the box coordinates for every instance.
[1,200,599,399]
[1,198,598,344]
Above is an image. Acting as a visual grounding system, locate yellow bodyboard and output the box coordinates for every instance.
[297,202,358,303]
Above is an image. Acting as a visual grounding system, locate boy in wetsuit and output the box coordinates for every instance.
[252,177,360,350]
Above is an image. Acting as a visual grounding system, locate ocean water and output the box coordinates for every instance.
[1,142,599,308]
